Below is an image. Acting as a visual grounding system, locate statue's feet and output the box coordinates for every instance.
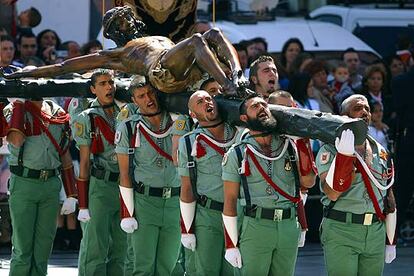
[232,70,250,88]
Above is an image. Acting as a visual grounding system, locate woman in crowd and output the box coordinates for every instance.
[36,29,61,64]
[278,38,304,89]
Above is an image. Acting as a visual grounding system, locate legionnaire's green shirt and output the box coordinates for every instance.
[315,136,389,214]
[177,123,238,202]
[171,114,194,137]
[73,98,120,172]
[115,111,179,188]
[222,134,298,209]
[5,100,68,170]
[68,98,93,125]
[116,103,138,127]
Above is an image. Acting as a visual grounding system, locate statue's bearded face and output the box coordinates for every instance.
[103,7,146,47]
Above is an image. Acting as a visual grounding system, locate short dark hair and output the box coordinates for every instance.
[17,31,36,45]
[128,75,149,94]
[268,90,293,104]
[341,47,359,60]
[29,7,42,28]
[200,78,216,90]
[233,43,247,54]
[0,35,14,44]
[239,92,261,115]
[303,60,327,77]
[249,55,275,80]
[81,40,103,55]
[251,37,268,51]
[90,69,114,86]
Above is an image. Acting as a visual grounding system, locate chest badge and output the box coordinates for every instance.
[284,159,292,171]
[379,150,388,161]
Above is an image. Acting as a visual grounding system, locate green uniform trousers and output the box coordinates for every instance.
[184,247,196,275]
[8,174,61,276]
[239,211,300,276]
[78,176,127,276]
[193,205,233,276]
[320,217,386,276]
[131,192,181,276]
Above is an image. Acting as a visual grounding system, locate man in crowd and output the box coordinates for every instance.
[115,80,181,275]
[16,32,37,65]
[178,90,239,275]
[249,56,279,101]
[73,69,127,275]
[4,96,77,275]
[2,6,247,97]
[221,94,315,275]
[342,48,363,91]
[316,94,397,275]
[1,35,21,73]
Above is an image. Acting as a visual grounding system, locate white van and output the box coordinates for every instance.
[214,18,380,64]
[309,5,414,57]
[309,5,414,32]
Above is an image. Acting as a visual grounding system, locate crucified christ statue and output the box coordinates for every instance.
[1,6,247,96]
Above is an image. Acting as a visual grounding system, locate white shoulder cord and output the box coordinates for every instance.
[355,153,394,191]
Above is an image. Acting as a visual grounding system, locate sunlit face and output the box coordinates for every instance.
[90,74,116,106]
[131,85,160,115]
[252,61,279,99]
[347,98,371,124]
[40,31,57,48]
[390,58,405,77]
[334,67,349,83]
[285,42,301,64]
[343,52,360,74]
[367,71,383,94]
[19,36,37,58]
[188,90,219,123]
[0,40,15,66]
[242,97,271,121]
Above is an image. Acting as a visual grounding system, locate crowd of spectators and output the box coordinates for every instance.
[1,4,414,251]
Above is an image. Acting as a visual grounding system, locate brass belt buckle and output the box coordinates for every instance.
[273,209,283,221]
[162,187,172,199]
[39,170,49,181]
[363,213,373,225]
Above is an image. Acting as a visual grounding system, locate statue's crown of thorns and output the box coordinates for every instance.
[103,6,134,38]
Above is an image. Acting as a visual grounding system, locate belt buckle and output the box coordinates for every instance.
[273,209,283,221]
[39,170,49,181]
[162,187,172,199]
[363,213,373,225]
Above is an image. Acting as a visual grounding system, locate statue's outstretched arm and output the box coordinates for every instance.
[1,49,122,79]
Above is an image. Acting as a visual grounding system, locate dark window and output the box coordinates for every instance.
[313,15,343,26]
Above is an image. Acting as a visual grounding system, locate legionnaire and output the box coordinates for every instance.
[2,6,248,97]
[73,69,127,276]
[4,97,77,276]
[316,94,397,276]
[178,90,239,275]
[221,94,316,275]
[115,82,181,275]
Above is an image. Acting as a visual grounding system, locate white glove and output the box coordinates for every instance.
[225,248,242,268]
[298,230,306,247]
[7,98,25,103]
[335,129,355,156]
[77,209,91,222]
[60,197,77,215]
[181,233,196,251]
[385,245,396,264]
[120,217,138,233]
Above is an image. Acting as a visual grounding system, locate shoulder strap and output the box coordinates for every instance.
[125,120,136,184]
[88,113,98,164]
[287,142,301,199]
[185,135,199,199]
[18,142,25,167]
[235,146,252,211]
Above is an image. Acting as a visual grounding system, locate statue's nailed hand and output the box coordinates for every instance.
[232,70,249,88]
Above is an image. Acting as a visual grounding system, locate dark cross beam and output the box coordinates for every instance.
[0,78,367,145]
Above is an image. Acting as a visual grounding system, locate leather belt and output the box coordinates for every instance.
[10,165,57,181]
[245,205,292,221]
[91,166,119,182]
[197,195,224,212]
[325,209,379,225]
[133,181,180,199]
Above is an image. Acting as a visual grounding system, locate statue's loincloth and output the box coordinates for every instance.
[148,50,203,93]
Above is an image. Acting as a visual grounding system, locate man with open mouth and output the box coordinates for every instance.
[249,55,279,101]
[221,94,315,275]
[73,69,127,275]
[115,80,181,275]
[178,90,241,275]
